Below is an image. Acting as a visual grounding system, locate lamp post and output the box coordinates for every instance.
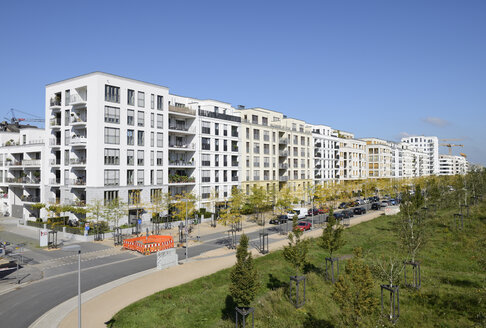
[185,198,188,260]
[62,245,81,328]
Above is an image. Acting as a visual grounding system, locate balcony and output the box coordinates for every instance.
[279,150,288,157]
[168,174,195,184]
[21,195,40,203]
[49,178,61,185]
[70,94,87,106]
[169,143,196,150]
[7,177,40,185]
[71,116,87,125]
[50,118,62,128]
[232,176,238,182]
[315,142,322,148]
[315,152,322,158]
[168,160,195,167]
[278,163,288,169]
[50,97,61,108]
[69,178,86,187]
[49,138,61,147]
[279,176,289,182]
[49,159,61,166]
[169,105,196,116]
[5,160,22,167]
[279,138,289,145]
[48,198,61,204]
[71,136,87,146]
[168,123,195,134]
[22,159,41,167]
[70,158,86,166]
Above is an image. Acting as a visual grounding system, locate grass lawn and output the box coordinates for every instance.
[108,202,486,328]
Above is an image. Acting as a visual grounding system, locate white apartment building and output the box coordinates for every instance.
[389,142,430,178]
[439,154,468,175]
[0,128,45,219]
[45,72,240,224]
[239,108,313,202]
[337,131,367,181]
[311,124,340,185]
[361,138,392,179]
[401,136,439,175]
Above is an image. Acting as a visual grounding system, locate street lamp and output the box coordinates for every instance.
[62,245,81,328]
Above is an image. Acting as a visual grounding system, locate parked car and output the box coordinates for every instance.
[295,221,312,231]
[389,199,397,205]
[380,201,389,207]
[333,212,345,221]
[371,203,380,210]
[353,207,366,215]
[342,210,354,218]
[338,202,348,209]
[287,208,307,219]
[320,206,330,213]
[270,215,288,224]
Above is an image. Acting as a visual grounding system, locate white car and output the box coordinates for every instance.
[286,208,307,219]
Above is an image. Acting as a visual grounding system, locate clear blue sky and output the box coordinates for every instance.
[1,0,485,165]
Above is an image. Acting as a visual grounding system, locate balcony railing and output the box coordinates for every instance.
[168,174,195,184]
[22,160,41,166]
[169,105,196,116]
[168,160,194,166]
[7,177,40,184]
[169,143,196,150]
[5,160,22,166]
[50,138,61,146]
[48,198,61,204]
[70,158,86,165]
[49,159,61,165]
[50,98,61,107]
[279,163,288,169]
[71,116,87,124]
[279,150,288,157]
[50,118,61,127]
[279,138,289,145]
[71,136,87,145]
[50,178,61,184]
[70,94,87,105]
[279,176,289,182]
[69,178,86,186]
[198,109,241,123]
[21,195,40,203]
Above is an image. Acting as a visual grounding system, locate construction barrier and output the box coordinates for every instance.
[123,235,174,255]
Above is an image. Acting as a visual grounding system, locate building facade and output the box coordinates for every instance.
[439,154,468,175]
[401,136,439,175]
[337,131,367,181]
[362,138,392,179]
[311,125,340,186]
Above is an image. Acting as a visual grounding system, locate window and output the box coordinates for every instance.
[264,144,270,155]
[202,170,210,183]
[151,94,154,109]
[137,150,144,165]
[104,127,120,144]
[150,113,154,128]
[264,157,270,168]
[127,89,135,106]
[150,151,154,166]
[254,157,260,167]
[231,126,238,137]
[104,170,119,186]
[252,115,258,124]
[202,137,210,150]
[127,129,134,145]
[157,133,163,147]
[157,95,163,110]
[215,139,219,151]
[104,190,119,205]
[253,129,260,140]
[156,170,163,184]
[104,106,120,123]
[127,170,134,185]
[202,186,210,199]
[262,117,268,126]
[254,143,260,154]
[104,149,120,165]
[105,85,120,103]
[157,114,163,128]
[215,123,219,135]
[127,150,134,165]
[202,121,210,134]
[137,170,144,185]
[127,109,134,125]
[223,140,228,151]
[137,111,145,127]
[215,154,219,166]
[64,109,70,125]
[65,90,70,106]
[263,131,270,141]
[137,131,144,146]
[150,132,154,147]
[156,151,163,166]
[202,154,210,166]
[138,91,145,107]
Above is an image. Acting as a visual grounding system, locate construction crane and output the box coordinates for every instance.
[440,143,463,155]
[4,108,44,125]
[440,138,463,142]
[460,153,467,158]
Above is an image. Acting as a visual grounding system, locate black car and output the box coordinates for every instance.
[371,203,380,210]
[338,202,348,209]
[270,215,288,224]
[353,207,366,215]
[342,210,354,218]
[332,212,345,221]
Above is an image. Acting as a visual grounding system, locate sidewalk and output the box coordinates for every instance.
[36,210,387,328]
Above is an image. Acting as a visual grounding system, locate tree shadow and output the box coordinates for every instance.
[104,319,115,327]
[440,277,481,288]
[304,262,323,275]
[221,294,237,322]
[303,313,335,328]
[267,273,286,290]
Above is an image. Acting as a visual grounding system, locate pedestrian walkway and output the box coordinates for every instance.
[38,209,387,328]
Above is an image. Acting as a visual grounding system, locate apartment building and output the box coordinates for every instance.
[439,154,468,175]
[336,131,367,181]
[401,136,439,175]
[389,142,430,178]
[239,108,313,202]
[0,128,45,219]
[311,124,340,185]
[361,138,392,179]
[44,72,240,224]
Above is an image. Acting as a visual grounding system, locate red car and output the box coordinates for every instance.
[295,221,312,231]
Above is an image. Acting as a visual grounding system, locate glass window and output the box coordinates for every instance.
[157,95,163,110]
[157,114,163,128]
[137,150,144,165]
[104,127,120,144]
[202,137,210,150]
[127,129,134,145]
[157,133,163,147]
[104,170,119,186]
[201,154,210,166]
[105,85,120,103]
[137,111,144,126]
[138,91,145,107]
[104,106,120,123]
[104,148,120,165]
[137,131,144,146]
[150,113,154,128]
[127,109,134,126]
[202,121,210,134]
[127,89,135,106]
[156,151,163,166]
[127,170,134,185]
[151,94,154,109]
[127,150,134,165]
[150,132,154,147]
[156,170,163,184]
[137,170,144,185]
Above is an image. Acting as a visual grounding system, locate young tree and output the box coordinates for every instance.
[332,247,377,327]
[398,191,427,263]
[229,233,258,308]
[172,191,197,223]
[275,186,296,216]
[248,186,268,226]
[372,252,404,289]
[86,199,105,223]
[283,216,309,276]
[220,188,245,229]
[320,209,345,280]
[104,198,128,229]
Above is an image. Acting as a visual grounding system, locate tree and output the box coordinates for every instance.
[372,252,404,288]
[146,191,170,222]
[320,209,345,259]
[229,234,258,307]
[275,187,296,215]
[283,216,308,276]
[87,199,105,223]
[220,188,245,229]
[332,247,377,328]
[398,191,427,263]
[248,186,268,226]
[172,191,197,222]
[104,198,128,229]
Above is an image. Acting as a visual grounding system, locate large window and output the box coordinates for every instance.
[138,91,145,107]
[157,114,163,128]
[202,186,210,199]
[127,150,134,165]
[151,94,155,109]
[202,170,210,183]
[202,137,210,150]
[156,170,163,184]
[104,106,120,123]
[104,148,120,165]
[201,154,210,166]
[137,170,144,185]
[137,111,144,127]
[137,131,145,146]
[202,121,210,134]
[127,109,135,126]
[150,132,154,147]
[157,133,163,147]
[104,170,119,186]
[127,89,135,106]
[105,85,120,103]
[127,170,134,185]
[157,95,163,110]
[150,113,154,128]
[104,190,119,205]
[127,129,134,145]
[104,127,120,144]
[156,151,163,166]
[137,150,144,165]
